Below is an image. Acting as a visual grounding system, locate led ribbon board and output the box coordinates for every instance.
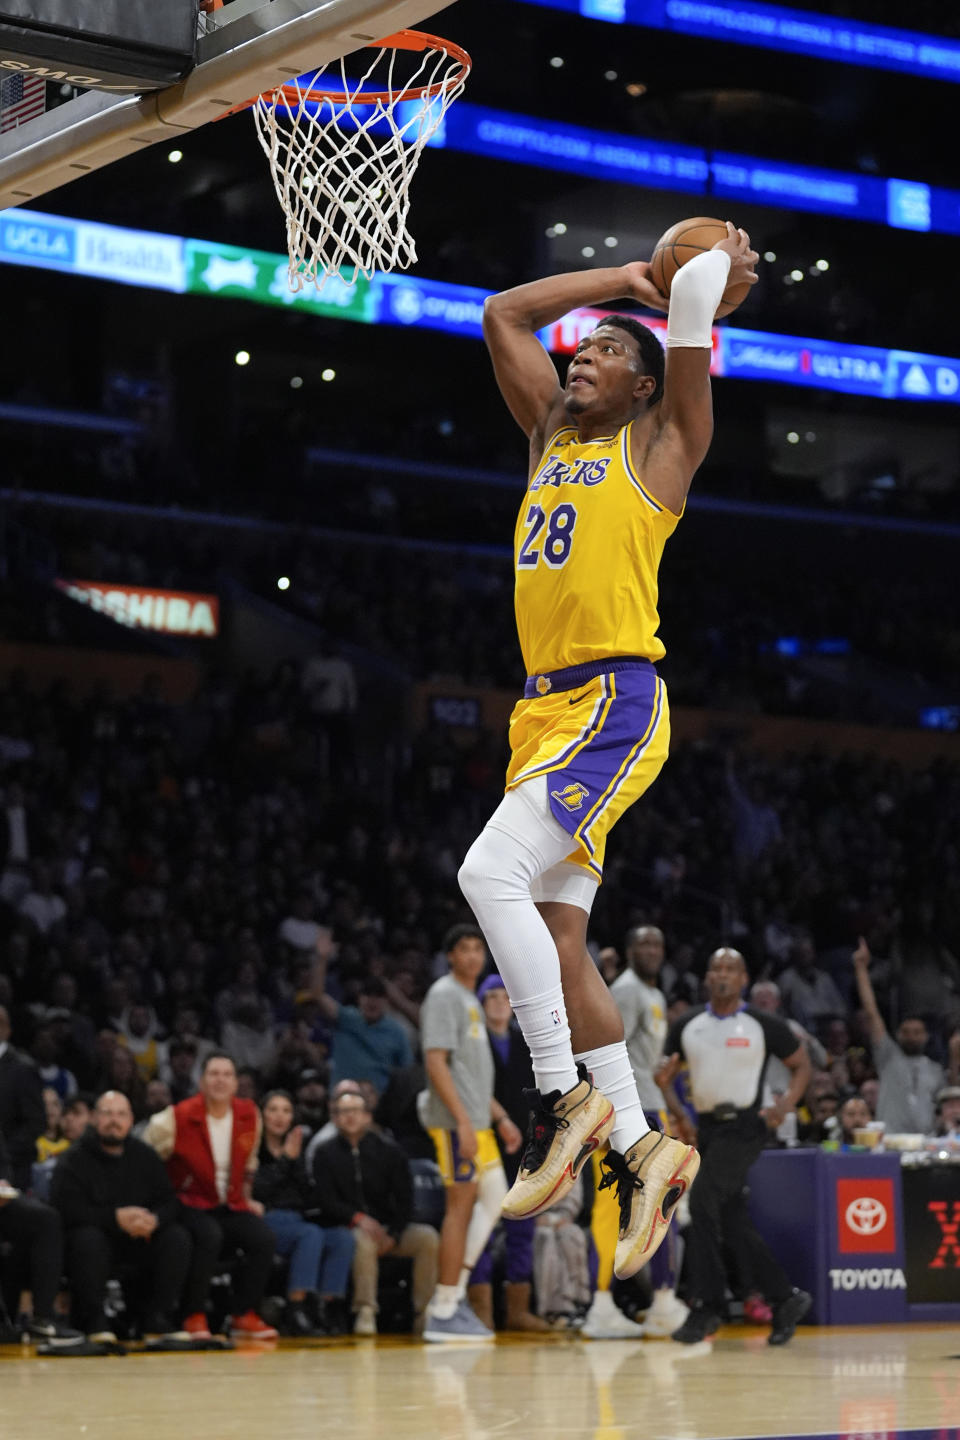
[515,0,960,84]
[2,207,959,406]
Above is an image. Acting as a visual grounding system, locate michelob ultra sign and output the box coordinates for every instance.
[56,580,219,638]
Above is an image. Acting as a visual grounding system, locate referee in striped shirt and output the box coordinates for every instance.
[657,947,812,1346]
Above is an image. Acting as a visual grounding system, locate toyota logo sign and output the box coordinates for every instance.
[846,1196,888,1235]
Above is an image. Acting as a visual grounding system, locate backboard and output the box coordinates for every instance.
[0,0,456,211]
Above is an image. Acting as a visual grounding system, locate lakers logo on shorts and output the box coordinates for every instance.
[551,781,590,812]
[536,675,552,695]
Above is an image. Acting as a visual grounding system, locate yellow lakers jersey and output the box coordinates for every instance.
[514,422,681,674]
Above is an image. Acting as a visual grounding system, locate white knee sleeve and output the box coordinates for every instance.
[461,1166,510,1280]
[458,778,581,1093]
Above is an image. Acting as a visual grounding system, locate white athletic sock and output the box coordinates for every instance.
[511,985,579,1095]
[458,777,580,1095]
[575,1041,650,1154]
[429,1283,459,1319]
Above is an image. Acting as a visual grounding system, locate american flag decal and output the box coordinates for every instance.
[0,73,46,133]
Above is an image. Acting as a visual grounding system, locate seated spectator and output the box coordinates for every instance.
[163,1037,200,1104]
[50,1091,191,1344]
[157,1009,214,1086]
[311,942,412,1091]
[254,1090,353,1336]
[271,1019,324,1096]
[133,1079,172,1139]
[0,1005,44,1188]
[835,1095,873,1147]
[854,939,945,1134]
[235,1066,261,1102]
[294,1068,329,1139]
[30,1023,78,1103]
[37,1087,69,1163]
[0,1126,83,1346]
[103,1044,146,1120]
[305,1079,362,1167]
[859,1078,879,1117]
[777,936,846,1033]
[934,1086,960,1140]
[798,1071,840,1143]
[222,1001,277,1078]
[117,1005,162,1082]
[145,1053,278,1341]
[311,1090,438,1337]
[62,1093,94,1143]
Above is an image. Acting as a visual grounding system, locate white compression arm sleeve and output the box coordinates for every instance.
[666,249,732,348]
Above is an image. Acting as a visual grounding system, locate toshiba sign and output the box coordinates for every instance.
[56,580,219,638]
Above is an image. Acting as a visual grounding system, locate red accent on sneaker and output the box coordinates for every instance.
[183,1313,213,1339]
[231,1311,279,1339]
[641,1148,698,1257]
[512,1103,615,1219]
[744,1294,774,1325]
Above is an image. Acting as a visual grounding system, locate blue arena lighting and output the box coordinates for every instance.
[252,95,960,239]
[2,207,960,408]
[515,0,960,84]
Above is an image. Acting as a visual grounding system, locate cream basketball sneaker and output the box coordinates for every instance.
[599,1132,700,1279]
[502,1064,615,1220]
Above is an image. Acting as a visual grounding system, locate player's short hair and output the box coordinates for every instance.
[443,922,484,955]
[599,315,665,407]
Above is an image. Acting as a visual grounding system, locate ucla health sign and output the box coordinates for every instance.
[0,207,185,290]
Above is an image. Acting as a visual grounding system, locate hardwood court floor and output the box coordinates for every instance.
[1,1325,958,1440]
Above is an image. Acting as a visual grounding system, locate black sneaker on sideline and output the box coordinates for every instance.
[671,1308,721,1344]
[320,1298,349,1337]
[143,1312,191,1343]
[284,1302,324,1338]
[768,1289,811,1346]
[29,1317,85,1347]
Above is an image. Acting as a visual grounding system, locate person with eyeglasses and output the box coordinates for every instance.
[309,1088,439,1337]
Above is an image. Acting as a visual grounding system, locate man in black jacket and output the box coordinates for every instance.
[310,1090,438,1337]
[0,1005,45,1188]
[50,1090,192,1342]
[0,1126,83,1346]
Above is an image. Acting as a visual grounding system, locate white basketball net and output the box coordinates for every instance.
[252,39,469,292]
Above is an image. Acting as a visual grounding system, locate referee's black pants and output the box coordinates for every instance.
[685,1112,793,1314]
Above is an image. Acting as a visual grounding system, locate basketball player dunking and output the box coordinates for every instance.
[458,223,758,1279]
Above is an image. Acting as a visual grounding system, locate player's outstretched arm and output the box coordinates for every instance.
[483,264,668,458]
[647,223,757,511]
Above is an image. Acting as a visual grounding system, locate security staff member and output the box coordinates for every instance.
[657,948,811,1347]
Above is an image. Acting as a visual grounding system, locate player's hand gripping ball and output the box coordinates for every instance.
[650,216,756,318]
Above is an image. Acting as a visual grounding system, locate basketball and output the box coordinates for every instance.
[650,216,753,319]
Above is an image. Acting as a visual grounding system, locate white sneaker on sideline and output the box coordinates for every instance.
[354,1304,377,1336]
[639,1288,689,1338]
[582,1289,644,1340]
